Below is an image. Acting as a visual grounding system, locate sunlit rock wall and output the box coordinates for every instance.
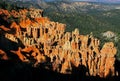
[0,8,117,78]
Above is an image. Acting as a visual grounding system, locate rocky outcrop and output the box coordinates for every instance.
[99,42,117,77]
[0,49,8,60]
[102,31,116,39]
[0,8,118,78]
[28,8,43,18]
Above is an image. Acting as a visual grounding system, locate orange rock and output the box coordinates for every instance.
[34,17,49,26]
[21,46,46,66]
[71,52,80,67]
[19,9,28,19]
[0,25,10,31]
[11,47,28,62]
[19,18,32,28]
[0,9,10,18]
[21,46,34,53]
[61,60,71,74]
[11,10,19,18]
[99,42,117,77]
[0,9,117,78]
[0,49,8,60]
[10,22,20,35]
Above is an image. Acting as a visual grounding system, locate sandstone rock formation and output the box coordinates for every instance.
[0,49,8,60]
[0,8,118,78]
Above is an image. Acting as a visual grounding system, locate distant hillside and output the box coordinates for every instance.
[3,0,120,10]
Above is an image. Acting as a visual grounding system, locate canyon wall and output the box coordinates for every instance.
[0,8,117,78]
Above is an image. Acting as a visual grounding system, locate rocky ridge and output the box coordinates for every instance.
[0,8,118,78]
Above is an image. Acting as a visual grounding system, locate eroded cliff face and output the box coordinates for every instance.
[0,8,118,78]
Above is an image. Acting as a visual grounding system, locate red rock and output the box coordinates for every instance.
[0,25,10,31]
[0,49,8,60]
[11,47,28,62]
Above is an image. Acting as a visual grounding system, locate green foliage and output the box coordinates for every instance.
[0,0,25,11]
[44,10,120,34]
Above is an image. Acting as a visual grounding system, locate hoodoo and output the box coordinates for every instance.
[0,8,117,78]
